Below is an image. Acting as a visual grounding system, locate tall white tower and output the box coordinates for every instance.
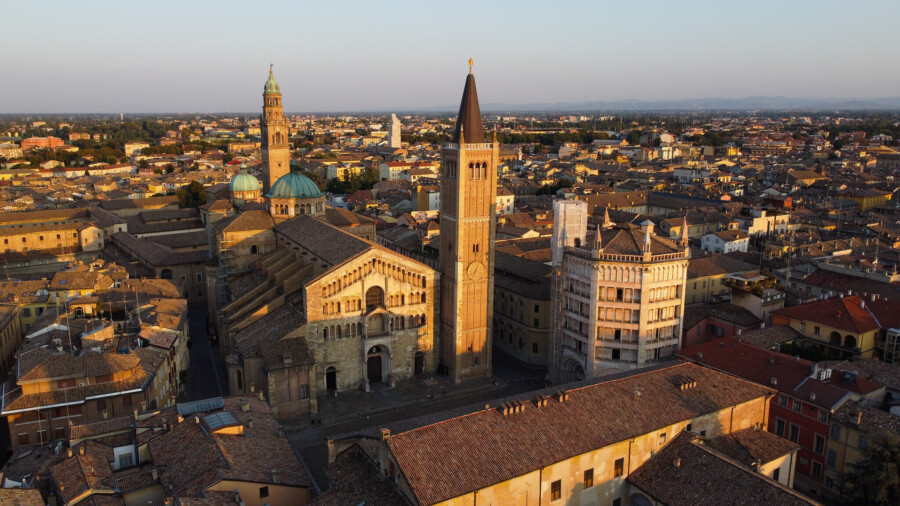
[388,114,401,148]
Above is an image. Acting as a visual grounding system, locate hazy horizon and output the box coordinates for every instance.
[4,0,899,114]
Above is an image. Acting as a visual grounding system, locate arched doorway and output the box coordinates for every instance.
[414,351,425,377]
[325,366,337,392]
[561,359,586,383]
[844,335,857,349]
[829,331,841,345]
[367,346,389,384]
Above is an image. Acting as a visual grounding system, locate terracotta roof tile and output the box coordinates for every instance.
[385,363,772,505]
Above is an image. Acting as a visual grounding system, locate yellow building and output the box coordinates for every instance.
[772,295,893,359]
[686,251,756,304]
[373,362,788,505]
[822,400,900,495]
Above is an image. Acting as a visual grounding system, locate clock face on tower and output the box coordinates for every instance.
[467,261,485,280]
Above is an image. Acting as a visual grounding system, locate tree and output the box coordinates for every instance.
[175,180,207,208]
[840,432,900,505]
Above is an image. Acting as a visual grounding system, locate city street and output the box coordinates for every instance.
[287,350,547,493]
[184,304,228,402]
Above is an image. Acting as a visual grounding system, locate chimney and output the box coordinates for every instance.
[177,415,184,424]
[241,399,250,412]
[271,469,280,484]
[247,418,254,429]
[770,377,778,386]
[850,410,863,426]
[809,393,816,401]
[194,415,201,424]
[151,469,159,481]
[67,447,73,458]
[258,391,265,402]
[164,497,175,506]
[79,446,85,456]
[381,428,391,440]
[673,457,681,468]
[250,384,255,393]
[133,409,139,420]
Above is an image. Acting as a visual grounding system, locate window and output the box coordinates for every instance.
[818,410,828,423]
[534,304,539,313]
[18,433,28,445]
[789,424,800,443]
[826,449,837,468]
[533,343,539,354]
[814,326,820,335]
[779,395,788,407]
[825,476,834,489]
[801,323,806,331]
[583,469,593,488]
[858,434,869,450]
[473,243,480,253]
[96,399,106,411]
[811,461,822,479]
[830,424,840,439]
[773,468,781,482]
[614,458,624,477]
[793,400,802,412]
[686,422,693,432]
[700,430,707,437]
[259,486,269,499]
[814,434,825,454]
[301,385,309,399]
[196,273,203,283]
[118,453,134,468]
[612,499,621,506]
[775,418,786,437]
[534,318,539,327]
[660,432,667,445]
[22,307,31,317]
[550,480,561,501]
[611,349,620,361]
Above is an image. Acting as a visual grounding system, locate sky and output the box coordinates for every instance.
[2,0,899,114]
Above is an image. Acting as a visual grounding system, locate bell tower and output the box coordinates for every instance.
[261,65,290,193]
[439,60,498,382]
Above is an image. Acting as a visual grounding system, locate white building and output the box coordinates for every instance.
[701,230,750,254]
[549,202,690,382]
[738,209,789,236]
[388,113,401,148]
[496,187,515,215]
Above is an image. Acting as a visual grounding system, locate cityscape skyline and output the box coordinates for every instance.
[4,0,900,114]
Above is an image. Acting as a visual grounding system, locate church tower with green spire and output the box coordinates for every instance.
[261,65,291,193]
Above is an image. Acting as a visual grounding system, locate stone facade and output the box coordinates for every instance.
[550,205,690,382]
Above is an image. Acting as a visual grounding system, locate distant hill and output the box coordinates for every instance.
[418,96,900,113]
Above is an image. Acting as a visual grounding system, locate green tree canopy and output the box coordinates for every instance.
[841,432,900,505]
[175,180,207,208]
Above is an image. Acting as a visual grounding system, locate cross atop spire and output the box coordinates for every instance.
[468,58,474,74]
[451,62,485,143]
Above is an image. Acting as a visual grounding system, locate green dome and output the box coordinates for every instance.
[264,67,281,95]
[267,172,324,199]
[230,171,260,192]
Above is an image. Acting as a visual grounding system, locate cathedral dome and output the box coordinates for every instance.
[264,67,281,95]
[230,169,260,193]
[267,172,324,199]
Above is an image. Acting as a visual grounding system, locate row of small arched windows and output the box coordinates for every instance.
[322,314,427,339]
[322,261,426,298]
[469,161,488,180]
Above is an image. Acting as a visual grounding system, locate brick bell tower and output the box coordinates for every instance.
[439,59,498,382]
[261,65,291,193]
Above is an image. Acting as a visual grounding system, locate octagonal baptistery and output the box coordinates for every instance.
[266,170,326,220]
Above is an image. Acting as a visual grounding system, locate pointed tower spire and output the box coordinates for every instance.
[678,215,689,248]
[593,226,602,251]
[459,124,465,145]
[452,61,485,144]
[602,207,613,229]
